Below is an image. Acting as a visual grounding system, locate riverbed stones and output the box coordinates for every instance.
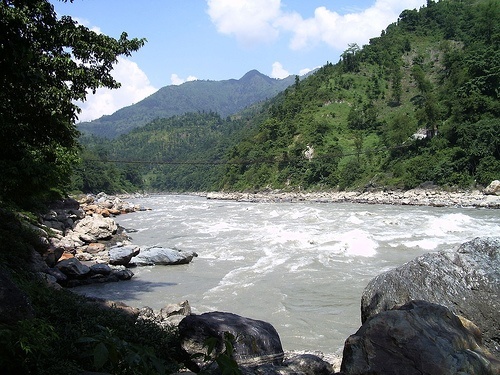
[89,263,112,276]
[341,300,499,375]
[361,236,500,356]
[179,311,284,371]
[55,257,90,278]
[205,188,500,207]
[72,213,118,243]
[284,353,335,375]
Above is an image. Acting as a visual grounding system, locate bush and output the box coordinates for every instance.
[0,276,182,374]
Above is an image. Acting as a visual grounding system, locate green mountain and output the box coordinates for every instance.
[77,70,296,138]
[73,0,499,194]
[219,0,500,191]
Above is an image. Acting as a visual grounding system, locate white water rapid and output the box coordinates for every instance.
[74,195,500,354]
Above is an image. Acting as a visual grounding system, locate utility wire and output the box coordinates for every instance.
[86,142,411,166]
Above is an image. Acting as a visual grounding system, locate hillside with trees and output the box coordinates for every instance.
[219,0,499,191]
[74,106,267,193]
[77,70,296,138]
[75,0,499,194]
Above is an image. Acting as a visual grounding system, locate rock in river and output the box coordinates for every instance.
[361,236,500,356]
[109,244,140,266]
[341,300,499,375]
[130,246,197,266]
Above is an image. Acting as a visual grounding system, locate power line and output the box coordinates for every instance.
[85,142,411,166]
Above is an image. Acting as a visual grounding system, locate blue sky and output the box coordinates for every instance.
[50,0,427,122]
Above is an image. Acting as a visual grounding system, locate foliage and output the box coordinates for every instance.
[77,325,169,374]
[218,0,500,191]
[72,111,260,193]
[0,0,145,208]
[0,209,41,268]
[0,276,182,374]
[197,332,242,375]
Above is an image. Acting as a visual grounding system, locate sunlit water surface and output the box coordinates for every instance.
[74,195,500,354]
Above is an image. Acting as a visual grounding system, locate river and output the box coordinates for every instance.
[74,194,500,355]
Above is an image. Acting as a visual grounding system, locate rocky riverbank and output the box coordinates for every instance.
[6,191,500,373]
[33,192,197,288]
[204,180,500,208]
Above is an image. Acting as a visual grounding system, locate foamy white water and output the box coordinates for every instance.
[74,195,500,354]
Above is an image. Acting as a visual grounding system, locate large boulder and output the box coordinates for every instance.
[341,300,499,375]
[109,245,140,266]
[72,214,118,243]
[179,311,284,372]
[484,180,500,195]
[130,246,197,266]
[361,237,500,355]
[55,257,90,278]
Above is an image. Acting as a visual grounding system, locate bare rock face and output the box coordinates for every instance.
[361,237,500,355]
[341,300,499,375]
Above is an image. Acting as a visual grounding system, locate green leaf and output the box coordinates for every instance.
[93,342,109,369]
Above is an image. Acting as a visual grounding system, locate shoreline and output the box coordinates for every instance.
[200,188,500,208]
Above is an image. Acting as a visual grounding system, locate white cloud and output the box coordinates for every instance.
[206,0,281,47]
[170,74,198,86]
[76,57,157,122]
[207,0,426,51]
[299,67,318,76]
[270,62,290,79]
[72,17,102,34]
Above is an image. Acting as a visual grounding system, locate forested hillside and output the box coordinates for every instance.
[78,70,295,138]
[74,0,499,194]
[75,110,264,192]
[220,0,499,191]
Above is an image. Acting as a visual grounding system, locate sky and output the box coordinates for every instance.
[50,0,427,122]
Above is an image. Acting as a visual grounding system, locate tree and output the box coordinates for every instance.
[0,0,145,207]
[341,43,361,72]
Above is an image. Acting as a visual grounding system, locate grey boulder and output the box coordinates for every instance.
[109,245,140,266]
[179,311,284,372]
[361,236,500,355]
[131,246,197,265]
[341,300,499,375]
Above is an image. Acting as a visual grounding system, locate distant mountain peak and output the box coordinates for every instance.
[240,69,266,79]
[239,69,278,85]
[78,69,295,138]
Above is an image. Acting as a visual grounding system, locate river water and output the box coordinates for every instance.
[74,194,500,354]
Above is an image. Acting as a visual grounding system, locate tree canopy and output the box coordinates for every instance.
[0,0,145,207]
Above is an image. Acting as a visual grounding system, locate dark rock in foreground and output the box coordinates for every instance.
[361,237,500,355]
[178,311,335,374]
[179,311,284,371]
[341,300,499,375]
